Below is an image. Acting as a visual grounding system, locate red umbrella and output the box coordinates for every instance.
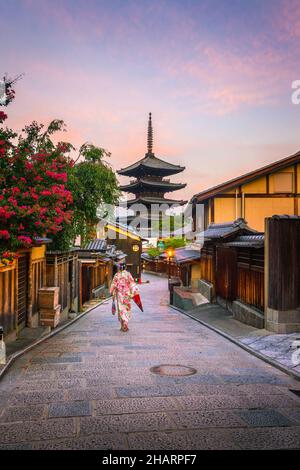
[133,293,144,312]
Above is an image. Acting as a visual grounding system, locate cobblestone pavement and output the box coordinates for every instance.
[0,274,300,450]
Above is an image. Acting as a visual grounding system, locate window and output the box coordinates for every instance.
[273,172,293,193]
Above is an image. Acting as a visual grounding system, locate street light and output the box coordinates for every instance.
[166,247,175,280]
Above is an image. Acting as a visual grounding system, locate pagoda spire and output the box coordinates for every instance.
[147,112,153,154]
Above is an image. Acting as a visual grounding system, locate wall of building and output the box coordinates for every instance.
[31,245,46,261]
[106,226,142,280]
[191,263,201,289]
[0,261,17,339]
[245,198,294,231]
[199,163,299,231]
[214,197,236,223]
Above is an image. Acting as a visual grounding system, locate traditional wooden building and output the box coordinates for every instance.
[265,215,300,333]
[77,239,126,309]
[194,215,300,332]
[195,219,265,327]
[191,151,300,232]
[0,239,51,340]
[45,249,79,321]
[104,221,143,281]
[118,113,187,235]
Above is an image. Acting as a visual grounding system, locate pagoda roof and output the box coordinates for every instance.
[120,196,187,207]
[118,153,185,177]
[119,178,186,194]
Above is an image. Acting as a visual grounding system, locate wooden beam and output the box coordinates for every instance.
[213,193,297,199]
[266,175,270,194]
[294,164,298,216]
[211,198,215,223]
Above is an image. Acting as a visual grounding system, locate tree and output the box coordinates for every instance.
[0,111,74,264]
[67,143,119,247]
[146,237,186,259]
[49,143,119,249]
[0,81,119,260]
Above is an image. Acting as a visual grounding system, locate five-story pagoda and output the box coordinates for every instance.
[118,113,186,235]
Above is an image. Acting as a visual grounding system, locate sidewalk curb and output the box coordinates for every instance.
[0,298,111,381]
[170,304,300,382]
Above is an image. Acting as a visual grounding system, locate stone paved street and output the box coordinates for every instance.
[0,274,300,450]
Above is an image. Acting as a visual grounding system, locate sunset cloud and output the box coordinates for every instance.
[2,0,300,200]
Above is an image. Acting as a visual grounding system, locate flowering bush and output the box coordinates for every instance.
[0,82,119,259]
[0,106,74,263]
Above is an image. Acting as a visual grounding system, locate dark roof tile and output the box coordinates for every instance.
[198,218,258,240]
[118,153,185,177]
[225,234,264,248]
[85,239,107,251]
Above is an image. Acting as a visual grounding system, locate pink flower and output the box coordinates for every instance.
[8,196,18,207]
[40,190,52,197]
[45,171,67,183]
[0,230,10,239]
[17,235,33,246]
[0,207,15,219]
[0,111,8,122]
[53,216,63,224]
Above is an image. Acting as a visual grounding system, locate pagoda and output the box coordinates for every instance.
[117,113,186,235]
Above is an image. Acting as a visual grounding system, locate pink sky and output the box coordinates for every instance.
[2,0,300,200]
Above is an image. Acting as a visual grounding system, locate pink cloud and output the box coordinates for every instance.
[272,0,300,40]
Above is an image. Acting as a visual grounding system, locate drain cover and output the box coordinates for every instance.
[150,364,197,377]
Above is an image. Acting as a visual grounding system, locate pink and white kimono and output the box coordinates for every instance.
[110,270,138,331]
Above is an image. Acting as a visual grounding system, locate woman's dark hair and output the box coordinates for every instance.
[119,262,127,271]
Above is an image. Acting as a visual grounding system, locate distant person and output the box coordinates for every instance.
[110,263,139,332]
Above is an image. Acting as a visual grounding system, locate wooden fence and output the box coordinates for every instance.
[215,245,264,311]
[46,251,79,315]
[237,248,264,311]
[79,258,113,309]
[30,255,46,319]
[267,217,300,311]
[0,247,46,335]
[0,262,16,335]
[199,245,215,284]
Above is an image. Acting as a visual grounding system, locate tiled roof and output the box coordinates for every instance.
[120,196,187,206]
[106,245,116,256]
[115,252,127,260]
[33,237,52,245]
[141,252,154,261]
[271,214,300,220]
[118,153,185,177]
[198,218,258,240]
[225,234,264,248]
[160,248,200,264]
[84,239,107,251]
[80,239,127,261]
[119,179,186,193]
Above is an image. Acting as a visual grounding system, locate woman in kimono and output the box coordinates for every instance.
[110,263,139,332]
